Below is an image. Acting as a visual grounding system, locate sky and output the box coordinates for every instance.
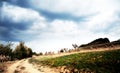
[0,0,120,53]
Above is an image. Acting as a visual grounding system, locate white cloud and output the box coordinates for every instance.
[84,12,115,31]
[29,0,120,33]
[30,0,94,16]
[107,22,120,40]
[1,2,45,24]
[50,20,78,34]
[29,0,120,32]
[30,0,120,16]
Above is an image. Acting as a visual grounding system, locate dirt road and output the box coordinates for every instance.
[36,47,120,59]
[7,59,41,73]
[7,58,59,73]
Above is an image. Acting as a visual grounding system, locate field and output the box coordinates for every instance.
[29,49,120,73]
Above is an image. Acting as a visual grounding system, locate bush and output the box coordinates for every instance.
[13,42,33,59]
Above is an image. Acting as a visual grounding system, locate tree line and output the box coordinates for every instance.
[0,41,33,60]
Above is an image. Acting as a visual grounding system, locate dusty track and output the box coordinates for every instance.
[7,59,41,73]
[7,59,59,73]
[36,47,120,59]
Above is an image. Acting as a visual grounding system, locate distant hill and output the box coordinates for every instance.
[79,38,120,49]
[110,39,120,46]
[79,38,110,47]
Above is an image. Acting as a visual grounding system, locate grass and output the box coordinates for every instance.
[29,49,120,73]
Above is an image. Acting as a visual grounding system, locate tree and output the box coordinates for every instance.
[72,44,78,49]
[13,42,33,59]
[0,42,13,56]
[26,48,33,57]
[39,52,43,55]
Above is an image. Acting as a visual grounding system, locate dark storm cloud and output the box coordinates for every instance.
[0,1,41,41]
[0,8,30,41]
[0,17,30,41]
[1,0,30,8]
[39,10,87,22]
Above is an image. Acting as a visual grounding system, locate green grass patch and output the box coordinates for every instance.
[29,49,120,73]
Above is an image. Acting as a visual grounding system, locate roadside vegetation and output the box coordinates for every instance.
[29,49,120,73]
[0,41,34,61]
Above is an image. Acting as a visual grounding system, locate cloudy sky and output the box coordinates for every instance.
[0,0,120,53]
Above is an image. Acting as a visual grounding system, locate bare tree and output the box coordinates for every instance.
[72,44,78,49]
